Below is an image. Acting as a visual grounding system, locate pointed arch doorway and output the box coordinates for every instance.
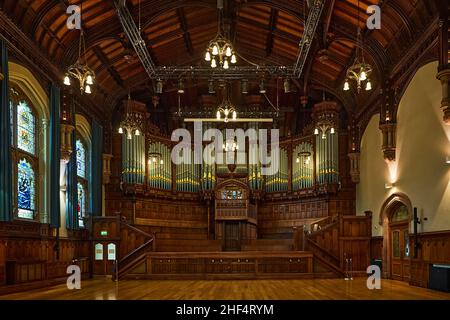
[379,193,412,281]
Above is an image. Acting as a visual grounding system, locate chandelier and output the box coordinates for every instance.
[148,152,164,165]
[216,102,237,123]
[63,4,95,94]
[314,111,336,140]
[343,0,372,93]
[223,140,239,152]
[296,151,311,165]
[216,84,237,122]
[118,93,143,140]
[204,9,237,69]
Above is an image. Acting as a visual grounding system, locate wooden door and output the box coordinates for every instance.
[93,242,117,275]
[390,223,410,281]
[224,222,241,251]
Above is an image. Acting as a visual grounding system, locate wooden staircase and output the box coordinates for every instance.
[305,214,372,277]
[115,218,155,280]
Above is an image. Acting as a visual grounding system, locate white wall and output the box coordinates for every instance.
[357,62,450,236]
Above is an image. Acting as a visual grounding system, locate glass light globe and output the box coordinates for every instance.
[64,75,71,86]
[86,75,94,85]
[360,71,367,81]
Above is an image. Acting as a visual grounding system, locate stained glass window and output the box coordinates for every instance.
[17,159,35,219]
[76,139,86,178]
[17,101,35,155]
[392,205,408,222]
[77,182,86,227]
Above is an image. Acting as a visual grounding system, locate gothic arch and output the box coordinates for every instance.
[379,192,412,278]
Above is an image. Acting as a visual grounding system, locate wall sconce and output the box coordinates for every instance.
[385,182,394,189]
[446,156,450,164]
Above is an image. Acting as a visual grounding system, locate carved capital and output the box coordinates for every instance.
[379,123,396,162]
[102,154,113,184]
[348,152,360,184]
[437,68,450,125]
[60,124,75,164]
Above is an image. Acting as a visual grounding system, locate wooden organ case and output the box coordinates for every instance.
[214,175,257,251]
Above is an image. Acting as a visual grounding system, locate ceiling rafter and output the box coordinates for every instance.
[93,46,124,88]
[176,8,194,56]
[266,8,279,56]
[293,0,326,78]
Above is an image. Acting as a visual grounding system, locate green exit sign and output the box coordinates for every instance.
[100,230,108,236]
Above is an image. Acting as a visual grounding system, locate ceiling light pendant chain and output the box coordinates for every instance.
[343,0,372,94]
[63,0,95,94]
[205,7,237,69]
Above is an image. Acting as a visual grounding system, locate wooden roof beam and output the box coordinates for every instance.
[176,8,194,56]
[93,46,124,88]
[266,8,278,57]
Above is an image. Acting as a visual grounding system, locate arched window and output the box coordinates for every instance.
[76,137,88,227]
[10,88,38,220]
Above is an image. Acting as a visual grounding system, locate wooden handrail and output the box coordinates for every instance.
[115,218,155,279]
[120,219,155,239]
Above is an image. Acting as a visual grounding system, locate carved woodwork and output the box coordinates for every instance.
[60,124,75,164]
[380,123,397,162]
[436,68,450,124]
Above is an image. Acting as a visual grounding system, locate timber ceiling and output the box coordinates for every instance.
[0,0,441,121]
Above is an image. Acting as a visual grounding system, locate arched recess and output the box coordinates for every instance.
[378,193,412,278]
[75,114,92,148]
[8,62,50,223]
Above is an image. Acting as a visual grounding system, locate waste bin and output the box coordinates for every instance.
[429,264,450,292]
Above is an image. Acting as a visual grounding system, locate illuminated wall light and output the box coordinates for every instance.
[446,156,450,164]
[385,182,395,189]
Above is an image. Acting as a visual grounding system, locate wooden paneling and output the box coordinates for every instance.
[409,230,450,288]
[0,222,90,287]
[126,251,313,279]
[370,236,383,260]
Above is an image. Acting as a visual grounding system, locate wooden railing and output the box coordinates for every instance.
[305,213,372,276]
[215,199,256,223]
[116,218,155,279]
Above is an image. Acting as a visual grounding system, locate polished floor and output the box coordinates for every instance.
[1,277,450,300]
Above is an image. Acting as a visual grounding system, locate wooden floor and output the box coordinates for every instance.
[1,277,450,300]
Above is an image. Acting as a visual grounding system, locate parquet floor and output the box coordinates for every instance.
[1,277,450,300]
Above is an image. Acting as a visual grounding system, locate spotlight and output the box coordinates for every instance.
[259,79,266,94]
[385,183,394,189]
[208,80,215,94]
[241,79,248,94]
[283,78,290,93]
[156,79,163,94]
[178,79,185,94]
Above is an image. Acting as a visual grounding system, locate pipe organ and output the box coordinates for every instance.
[313,101,340,185]
[176,149,201,192]
[120,101,343,194]
[147,141,171,190]
[121,135,146,184]
[264,148,288,193]
[293,142,314,190]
